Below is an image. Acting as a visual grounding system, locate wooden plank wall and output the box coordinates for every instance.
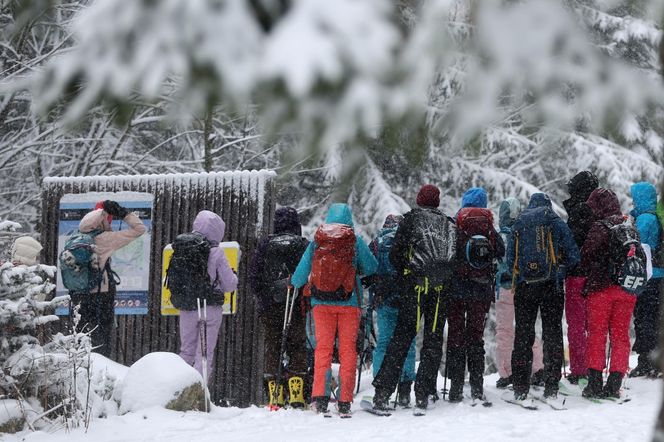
[40,171,276,407]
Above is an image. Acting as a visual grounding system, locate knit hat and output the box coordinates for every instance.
[11,236,43,266]
[416,184,440,208]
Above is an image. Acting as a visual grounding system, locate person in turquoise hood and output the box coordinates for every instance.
[291,203,377,415]
[629,182,663,377]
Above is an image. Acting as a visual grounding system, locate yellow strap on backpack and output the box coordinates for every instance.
[415,277,430,332]
[431,285,443,333]
[511,233,520,291]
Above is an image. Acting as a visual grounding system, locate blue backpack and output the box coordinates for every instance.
[512,207,558,286]
[59,229,107,294]
[375,226,397,276]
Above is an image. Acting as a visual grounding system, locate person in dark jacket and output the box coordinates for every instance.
[369,214,417,407]
[563,171,599,384]
[447,188,505,402]
[581,188,636,398]
[629,182,663,377]
[250,207,309,407]
[372,184,455,414]
[506,193,580,401]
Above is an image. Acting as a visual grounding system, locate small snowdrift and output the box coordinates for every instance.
[117,352,206,414]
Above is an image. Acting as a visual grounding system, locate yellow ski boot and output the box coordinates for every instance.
[288,376,305,409]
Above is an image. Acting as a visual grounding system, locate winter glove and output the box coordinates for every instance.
[102,200,129,218]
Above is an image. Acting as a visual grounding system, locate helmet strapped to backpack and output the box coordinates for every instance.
[165,232,213,310]
[602,221,648,295]
[309,223,356,301]
[456,208,496,284]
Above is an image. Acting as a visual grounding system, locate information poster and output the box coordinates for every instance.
[161,241,239,315]
[56,192,153,315]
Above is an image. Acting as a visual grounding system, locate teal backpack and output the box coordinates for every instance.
[59,229,107,293]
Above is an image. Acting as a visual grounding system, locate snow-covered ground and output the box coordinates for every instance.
[5,355,660,442]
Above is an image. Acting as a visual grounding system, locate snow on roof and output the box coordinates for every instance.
[43,169,276,185]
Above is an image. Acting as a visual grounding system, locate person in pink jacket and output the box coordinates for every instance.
[75,200,147,356]
[178,210,238,380]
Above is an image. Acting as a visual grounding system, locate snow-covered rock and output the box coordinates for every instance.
[0,399,33,434]
[118,352,208,414]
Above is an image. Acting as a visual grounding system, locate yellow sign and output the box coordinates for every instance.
[161,241,240,315]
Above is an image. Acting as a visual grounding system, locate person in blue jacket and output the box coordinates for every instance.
[629,182,663,377]
[506,193,580,401]
[369,214,417,407]
[291,203,377,416]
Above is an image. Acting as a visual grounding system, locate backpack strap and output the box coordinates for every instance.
[511,233,520,290]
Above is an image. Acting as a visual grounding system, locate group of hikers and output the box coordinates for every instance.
[249,172,663,417]
[25,170,662,418]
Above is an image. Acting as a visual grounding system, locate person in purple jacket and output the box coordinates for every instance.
[179,210,238,379]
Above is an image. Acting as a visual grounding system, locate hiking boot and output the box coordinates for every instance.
[531,369,545,387]
[314,396,330,414]
[372,389,391,411]
[629,354,655,378]
[603,372,623,399]
[582,369,604,399]
[397,381,412,407]
[448,383,463,403]
[337,401,351,415]
[566,374,586,385]
[496,376,512,389]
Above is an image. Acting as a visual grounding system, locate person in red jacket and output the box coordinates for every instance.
[580,188,636,399]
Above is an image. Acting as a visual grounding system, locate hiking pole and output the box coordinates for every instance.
[606,343,612,380]
[272,286,297,410]
[197,298,210,412]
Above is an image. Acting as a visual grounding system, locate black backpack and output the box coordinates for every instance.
[165,232,213,310]
[405,208,457,280]
[602,221,648,295]
[263,233,308,303]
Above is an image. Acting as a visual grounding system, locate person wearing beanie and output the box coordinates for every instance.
[249,207,310,408]
[562,170,599,384]
[11,236,43,266]
[372,184,457,414]
[446,187,504,403]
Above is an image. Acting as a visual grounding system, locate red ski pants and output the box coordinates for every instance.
[586,286,636,374]
[312,305,361,402]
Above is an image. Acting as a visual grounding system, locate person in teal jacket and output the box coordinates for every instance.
[291,203,377,415]
[629,182,663,377]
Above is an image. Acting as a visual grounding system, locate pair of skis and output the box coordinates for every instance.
[197,297,213,413]
[270,286,299,410]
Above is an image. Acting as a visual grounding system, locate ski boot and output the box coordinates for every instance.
[337,401,352,418]
[413,396,428,416]
[496,376,512,389]
[371,389,392,416]
[396,381,412,407]
[530,369,545,387]
[603,372,623,399]
[471,383,484,401]
[629,354,655,378]
[267,379,285,410]
[543,384,558,400]
[448,383,463,403]
[566,374,586,385]
[288,376,305,409]
[582,369,604,399]
[314,396,330,416]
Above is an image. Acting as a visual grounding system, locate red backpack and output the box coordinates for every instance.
[456,208,497,284]
[309,223,356,301]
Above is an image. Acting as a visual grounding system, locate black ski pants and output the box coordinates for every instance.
[372,278,447,401]
[633,279,662,357]
[70,288,115,358]
[511,280,564,395]
[261,300,308,379]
